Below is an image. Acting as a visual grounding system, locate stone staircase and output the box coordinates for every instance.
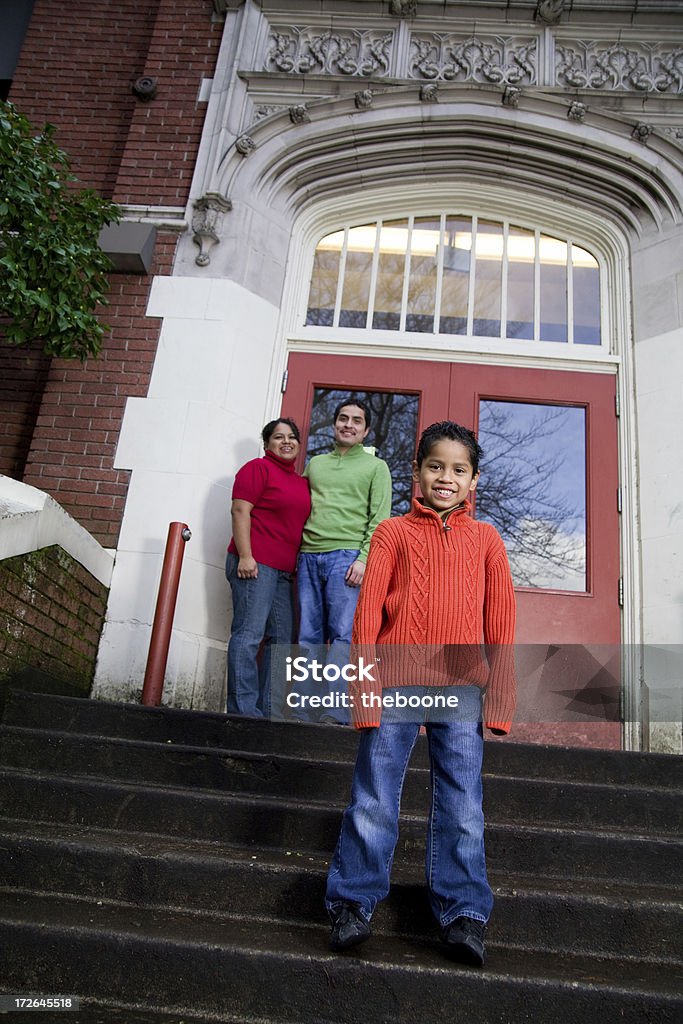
[0,689,681,1023]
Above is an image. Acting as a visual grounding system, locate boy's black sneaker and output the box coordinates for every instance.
[329,902,372,952]
[440,916,487,967]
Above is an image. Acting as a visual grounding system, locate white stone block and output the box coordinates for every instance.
[147,319,234,403]
[147,275,212,320]
[114,398,188,473]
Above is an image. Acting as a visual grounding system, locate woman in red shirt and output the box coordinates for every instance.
[226,418,311,718]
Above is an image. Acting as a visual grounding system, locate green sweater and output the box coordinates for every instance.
[301,445,392,562]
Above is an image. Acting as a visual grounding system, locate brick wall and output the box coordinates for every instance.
[0,340,51,480]
[0,546,109,708]
[8,0,223,546]
[20,234,177,548]
[9,0,160,196]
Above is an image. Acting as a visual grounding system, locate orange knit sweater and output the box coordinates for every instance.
[350,498,516,733]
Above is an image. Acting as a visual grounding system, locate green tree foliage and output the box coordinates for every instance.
[0,101,119,360]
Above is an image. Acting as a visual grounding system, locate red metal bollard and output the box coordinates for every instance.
[141,521,192,707]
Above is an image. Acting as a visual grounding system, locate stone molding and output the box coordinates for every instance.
[266,27,394,77]
[409,33,537,85]
[556,41,683,93]
[261,20,683,93]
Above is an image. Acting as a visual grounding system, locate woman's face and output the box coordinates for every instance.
[266,422,300,461]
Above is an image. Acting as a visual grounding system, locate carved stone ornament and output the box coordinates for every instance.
[355,88,374,109]
[389,0,418,18]
[235,135,256,156]
[289,104,310,125]
[535,0,565,25]
[266,28,393,77]
[191,193,233,268]
[503,85,521,108]
[410,34,536,86]
[556,42,683,93]
[632,122,655,143]
[419,83,439,103]
[567,99,588,122]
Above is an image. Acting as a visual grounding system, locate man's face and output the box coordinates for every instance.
[334,404,370,449]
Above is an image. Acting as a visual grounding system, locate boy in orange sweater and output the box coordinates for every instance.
[325,421,516,966]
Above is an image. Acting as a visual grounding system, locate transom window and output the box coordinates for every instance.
[306,214,601,347]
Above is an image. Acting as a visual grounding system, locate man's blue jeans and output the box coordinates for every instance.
[295,549,361,723]
[226,552,294,718]
[325,693,492,926]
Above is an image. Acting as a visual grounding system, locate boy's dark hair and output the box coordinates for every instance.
[262,417,301,446]
[333,396,372,431]
[416,421,483,473]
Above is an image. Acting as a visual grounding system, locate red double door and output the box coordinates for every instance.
[282,352,621,747]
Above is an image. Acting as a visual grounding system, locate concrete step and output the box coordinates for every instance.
[1,766,681,890]
[1,889,681,1024]
[1,819,680,964]
[6,689,683,788]
[1,723,680,837]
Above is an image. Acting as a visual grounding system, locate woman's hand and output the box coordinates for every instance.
[237,556,259,579]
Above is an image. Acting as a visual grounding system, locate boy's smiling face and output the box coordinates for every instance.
[412,438,480,513]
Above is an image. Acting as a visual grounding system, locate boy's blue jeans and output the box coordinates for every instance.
[325,690,493,927]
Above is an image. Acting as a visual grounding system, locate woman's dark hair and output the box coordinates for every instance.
[333,396,372,431]
[262,417,301,446]
[415,421,483,473]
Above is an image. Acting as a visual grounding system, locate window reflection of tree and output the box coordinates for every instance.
[306,390,418,515]
[476,402,586,589]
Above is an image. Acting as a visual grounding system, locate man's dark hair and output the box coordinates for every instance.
[333,397,372,431]
[415,421,483,473]
[262,417,301,446]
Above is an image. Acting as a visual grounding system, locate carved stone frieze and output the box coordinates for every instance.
[409,35,537,86]
[266,28,393,77]
[555,42,683,93]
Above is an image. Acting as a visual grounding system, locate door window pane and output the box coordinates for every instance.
[406,217,440,333]
[306,388,419,515]
[340,225,375,328]
[440,216,471,335]
[473,220,503,337]
[306,230,343,326]
[573,244,601,346]
[506,226,535,340]
[476,400,586,591]
[539,236,568,342]
[373,220,408,331]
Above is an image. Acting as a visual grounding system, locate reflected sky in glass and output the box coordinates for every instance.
[476,400,586,591]
[306,388,419,516]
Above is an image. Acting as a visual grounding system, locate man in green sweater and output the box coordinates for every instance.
[296,398,392,724]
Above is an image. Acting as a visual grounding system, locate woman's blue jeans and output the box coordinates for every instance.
[325,694,492,927]
[225,553,294,718]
